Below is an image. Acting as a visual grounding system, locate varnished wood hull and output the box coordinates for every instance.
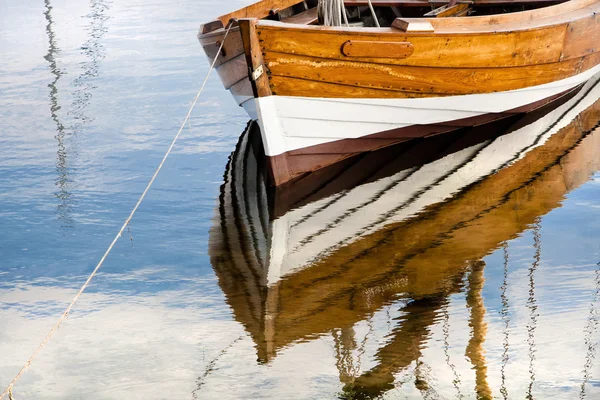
[199,0,600,186]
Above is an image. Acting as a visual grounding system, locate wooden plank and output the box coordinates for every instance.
[561,11,600,59]
[228,78,254,103]
[392,18,435,31]
[218,0,305,24]
[281,7,318,24]
[239,19,272,98]
[269,75,443,98]
[200,28,245,68]
[200,20,224,35]
[341,40,414,58]
[424,3,470,17]
[214,54,249,90]
[238,18,290,186]
[267,153,295,187]
[428,0,597,28]
[266,54,595,97]
[257,23,569,68]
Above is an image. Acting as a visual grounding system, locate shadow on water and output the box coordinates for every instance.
[43,0,110,228]
[209,73,600,398]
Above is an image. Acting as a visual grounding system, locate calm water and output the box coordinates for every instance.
[1,1,600,399]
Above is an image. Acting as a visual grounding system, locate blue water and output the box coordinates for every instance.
[1,0,600,399]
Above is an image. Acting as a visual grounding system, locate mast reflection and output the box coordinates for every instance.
[465,261,492,400]
[43,0,110,228]
[210,73,600,398]
[70,0,110,129]
[43,0,73,228]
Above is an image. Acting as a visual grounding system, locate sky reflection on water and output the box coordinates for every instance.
[1,0,600,399]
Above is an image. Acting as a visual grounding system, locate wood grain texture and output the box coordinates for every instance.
[200,0,600,101]
[257,24,572,68]
[392,18,435,31]
[425,3,470,17]
[268,75,445,98]
[281,7,318,24]
[251,0,600,98]
[214,54,248,90]
[341,40,414,58]
[229,77,254,103]
[428,0,597,28]
[200,20,224,34]
[218,0,305,24]
[267,152,294,186]
[199,27,244,67]
[561,11,600,60]
[266,53,592,96]
[240,19,272,98]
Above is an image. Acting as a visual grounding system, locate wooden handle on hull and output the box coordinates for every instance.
[341,40,415,58]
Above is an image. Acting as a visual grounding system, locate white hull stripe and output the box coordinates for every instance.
[241,64,600,156]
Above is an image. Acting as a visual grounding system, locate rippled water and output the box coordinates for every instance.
[1,1,600,399]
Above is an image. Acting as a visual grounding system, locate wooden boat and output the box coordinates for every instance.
[198,0,600,187]
[208,73,600,396]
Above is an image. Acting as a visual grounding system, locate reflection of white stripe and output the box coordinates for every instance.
[266,73,600,283]
[243,64,600,156]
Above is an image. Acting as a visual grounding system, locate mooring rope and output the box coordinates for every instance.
[0,22,234,400]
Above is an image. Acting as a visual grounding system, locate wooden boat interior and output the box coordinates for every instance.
[201,0,578,34]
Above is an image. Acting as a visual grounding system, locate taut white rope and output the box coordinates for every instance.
[0,22,234,400]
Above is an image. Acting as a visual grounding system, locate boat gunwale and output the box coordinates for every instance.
[255,0,599,35]
[198,0,598,39]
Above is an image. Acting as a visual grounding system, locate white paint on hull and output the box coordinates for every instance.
[242,64,600,157]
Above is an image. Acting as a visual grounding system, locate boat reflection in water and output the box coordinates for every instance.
[209,74,600,399]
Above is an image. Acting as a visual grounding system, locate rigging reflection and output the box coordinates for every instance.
[209,73,600,398]
[500,243,511,400]
[526,221,541,399]
[442,300,464,399]
[580,261,600,399]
